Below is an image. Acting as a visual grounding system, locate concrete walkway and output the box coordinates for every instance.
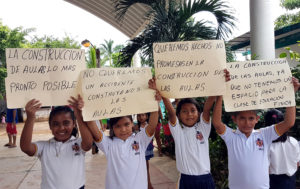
[0,121,179,189]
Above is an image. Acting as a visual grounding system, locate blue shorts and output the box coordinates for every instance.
[179,173,215,189]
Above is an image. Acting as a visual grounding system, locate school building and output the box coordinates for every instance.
[228,23,300,67]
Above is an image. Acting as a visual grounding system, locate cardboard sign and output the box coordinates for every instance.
[80,67,158,121]
[153,40,227,98]
[224,59,295,111]
[5,48,86,108]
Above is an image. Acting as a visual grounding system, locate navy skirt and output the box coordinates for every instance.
[179,173,215,189]
[270,174,296,189]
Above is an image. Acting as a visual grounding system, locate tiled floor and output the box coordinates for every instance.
[0,121,179,189]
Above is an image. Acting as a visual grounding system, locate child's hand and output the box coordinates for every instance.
[148,77,157,90]
[224,69,230,82]
[68,95,84,113]
[155,90,162,102]
[292,77,300,92]
[25,99,41,119]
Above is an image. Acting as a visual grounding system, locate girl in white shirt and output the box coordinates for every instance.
[86,79,160,189]
[157,70,230,189]
[20,96,93,189]
[265,109,300,189]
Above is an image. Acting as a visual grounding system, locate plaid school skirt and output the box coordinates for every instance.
[179,173,215,189]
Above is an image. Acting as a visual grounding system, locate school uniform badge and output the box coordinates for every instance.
[196,131,204,144]
[72,143,81,156]
[256,138,264,150]
[132,141,140,155]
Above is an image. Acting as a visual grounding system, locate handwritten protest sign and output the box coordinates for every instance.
[153,40,227,98]
[5,48,86,108]
[224,59,295,112]
[80,67,158,121]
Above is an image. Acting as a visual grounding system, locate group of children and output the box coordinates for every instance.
[19,69,300,189]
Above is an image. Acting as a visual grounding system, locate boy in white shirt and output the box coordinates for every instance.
[212,77,299,189]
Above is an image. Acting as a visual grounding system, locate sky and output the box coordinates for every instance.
[0,0,287,47]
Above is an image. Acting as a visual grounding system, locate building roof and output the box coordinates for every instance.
[64,0,150,39]
[228,23,300,51]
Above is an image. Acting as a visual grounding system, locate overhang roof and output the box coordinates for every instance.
[228,23,300,51]
[64,0,150,39]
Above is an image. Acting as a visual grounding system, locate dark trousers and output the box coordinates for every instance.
[270,174,296,189]
[179,173,215,189]
[79,185,85,189]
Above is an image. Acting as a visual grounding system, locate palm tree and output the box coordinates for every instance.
[114,0,236,67]
[100,39,124,66]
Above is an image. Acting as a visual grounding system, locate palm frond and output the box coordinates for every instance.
[115,0,236,66]
[113,0,160,20]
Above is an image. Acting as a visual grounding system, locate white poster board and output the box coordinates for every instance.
[80,67,158,121]
[224,59,295,111]
[5,48,86,108]
[153,40,227,98]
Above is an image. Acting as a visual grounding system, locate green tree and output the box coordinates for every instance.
[100,39,124,66]
[0,21,34,67]
[0,21,82,94]
[275,0,300,29]
[26,35,81,49]
[114,0,236,67]
[0,21,34,95]
[280,0,300,10]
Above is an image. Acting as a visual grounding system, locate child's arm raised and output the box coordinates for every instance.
[202,97,216,122]
[203,69,230,123]
[145,87,160,136]
[212,96,226,135]
[68,95,93,151]
[20,99,42,156]
[149,78,177,125]
[70,97,102,143]
[275,77,300,135]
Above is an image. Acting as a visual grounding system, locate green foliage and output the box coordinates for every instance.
[100,39,124,66]
[0,21,82,95]
[275,0,300,29]
[0,67,7,95]
[275,12,300,30]
[209,137,228,189]
[280,0,300,10]
[114,0,236,67]
[86,47,97,68]
[0,21,34,67]
[26,35,81,49]
[279,42,300,106]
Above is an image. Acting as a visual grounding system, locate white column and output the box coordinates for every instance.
[250,0,275,60]
[132,50,141,67]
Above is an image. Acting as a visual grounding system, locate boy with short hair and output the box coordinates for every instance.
[212,77,299,189]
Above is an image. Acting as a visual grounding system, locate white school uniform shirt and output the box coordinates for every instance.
[169,113,211,175]
[96,128,153,189]
[220,125,279,189]
[34,136,86,189]
[269,136,300,176]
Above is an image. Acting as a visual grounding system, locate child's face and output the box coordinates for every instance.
[179,103,199,127]
[232,111,259,137]
[49,112,75,142]
[113,117,133,141]
[137,113,148,124]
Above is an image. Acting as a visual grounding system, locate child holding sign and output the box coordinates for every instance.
[156,69,230,189]
[212,77,300,189]
[85,78,160,189]
[20,96,93,189]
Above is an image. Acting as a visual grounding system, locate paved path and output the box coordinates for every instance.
[0,121,179,189]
